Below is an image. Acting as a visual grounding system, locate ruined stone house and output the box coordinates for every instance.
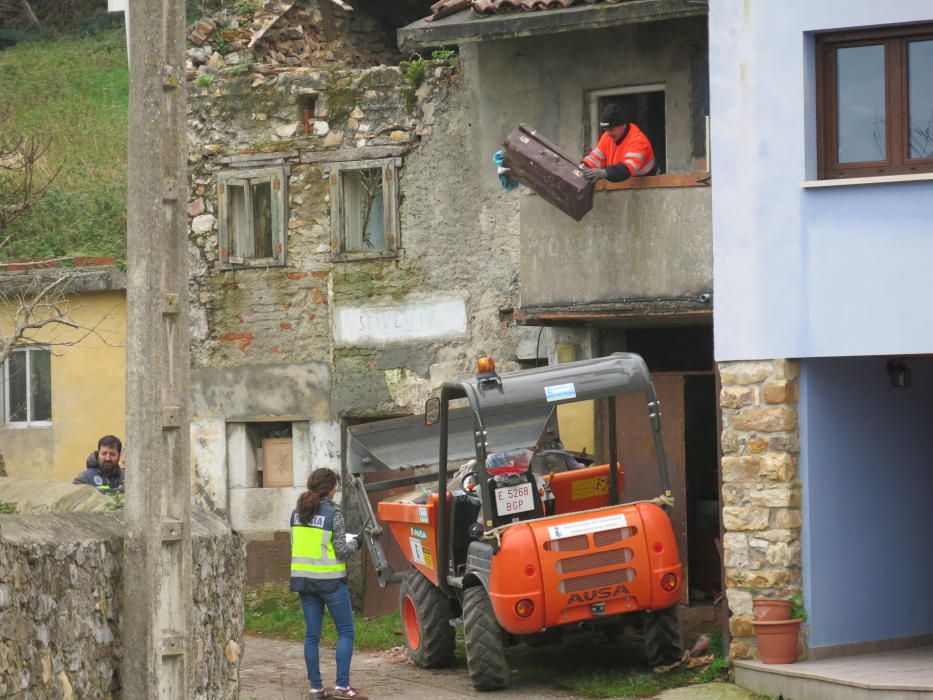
[184,0,536,583]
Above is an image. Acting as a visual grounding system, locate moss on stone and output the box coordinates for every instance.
[322,85,360,126]
[330,262,422,302]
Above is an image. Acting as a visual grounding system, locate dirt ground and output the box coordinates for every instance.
[238,604,734,700]
[239,634,591,700]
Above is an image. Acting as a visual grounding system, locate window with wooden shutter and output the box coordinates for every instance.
[329,158,401,261]
[217,166,287,267]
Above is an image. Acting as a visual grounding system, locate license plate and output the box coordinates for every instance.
[495,483,534,517]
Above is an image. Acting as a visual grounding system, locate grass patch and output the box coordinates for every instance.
[0,502,15,514]
[509,642,701,698]
[245,584,404,652]
[0,29,128,259]
[506,621,730,698]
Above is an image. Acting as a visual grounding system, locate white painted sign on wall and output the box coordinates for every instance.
[334,297,467,347]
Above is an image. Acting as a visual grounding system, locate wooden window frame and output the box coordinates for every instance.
[217,166,288,268]
[329,158,402,262]
[3,346,52,427]
[817,23,933,179]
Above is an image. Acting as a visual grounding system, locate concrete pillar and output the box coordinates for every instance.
[122,0,192,697]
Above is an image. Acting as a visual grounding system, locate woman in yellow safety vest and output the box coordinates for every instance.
[290,468,366,700]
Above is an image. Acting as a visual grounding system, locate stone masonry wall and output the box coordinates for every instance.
[0,510,245,699]
[719,359,802,660]
[187,57,522,419]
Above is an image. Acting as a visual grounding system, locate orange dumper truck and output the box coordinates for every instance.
[346,353,684,690]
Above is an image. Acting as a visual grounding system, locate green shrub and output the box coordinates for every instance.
[196,73,215,87]
[402,56,424,88]
[791,593,808,621]
[235,0,262,15]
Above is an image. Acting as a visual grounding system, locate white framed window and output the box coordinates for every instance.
[3,346,52,427]
[329,158,401,261]
[586,84,667,174]
[217,166,288,267]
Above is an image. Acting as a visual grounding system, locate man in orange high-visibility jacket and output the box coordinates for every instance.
[582,103,656,183]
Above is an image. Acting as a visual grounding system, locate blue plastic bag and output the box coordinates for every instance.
[493,150,519,191]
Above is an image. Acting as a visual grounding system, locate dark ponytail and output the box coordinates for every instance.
[297,468,339,525]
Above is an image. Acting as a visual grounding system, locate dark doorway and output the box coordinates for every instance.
[599,325,720,602]
[685,374,720,600]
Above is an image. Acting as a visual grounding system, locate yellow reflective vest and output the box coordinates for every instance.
[290,500,347,581]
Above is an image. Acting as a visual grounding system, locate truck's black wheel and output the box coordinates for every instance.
[642,604,684,667]
[399,570,456,668]
[462,585,510,691]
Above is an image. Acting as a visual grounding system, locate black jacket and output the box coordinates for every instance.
[73,451,124,493]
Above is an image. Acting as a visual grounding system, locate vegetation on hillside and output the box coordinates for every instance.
[0,27,128,259]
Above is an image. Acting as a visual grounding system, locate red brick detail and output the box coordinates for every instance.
[279,322,292,330]
[311,271,329,279]
[225,282,239,291]
[283,303,291,310]
[270,346,280,353]
[218,330,255,352]
[287,272,308,280]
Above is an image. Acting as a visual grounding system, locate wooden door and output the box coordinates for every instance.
[600,374,688,602]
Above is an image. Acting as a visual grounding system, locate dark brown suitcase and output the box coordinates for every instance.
[502,123,594,221]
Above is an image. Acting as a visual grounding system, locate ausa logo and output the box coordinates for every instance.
[567,584,629,605]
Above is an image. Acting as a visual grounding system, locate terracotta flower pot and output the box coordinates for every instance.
[753,598,792,621]
[753,618,802,664]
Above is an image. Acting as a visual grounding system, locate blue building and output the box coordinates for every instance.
[710,0,933,695]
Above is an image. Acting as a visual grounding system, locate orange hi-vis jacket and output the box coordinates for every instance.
[583,123,656,178]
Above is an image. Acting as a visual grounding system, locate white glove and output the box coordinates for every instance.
[497,166,511,175]
[345,533,362,550]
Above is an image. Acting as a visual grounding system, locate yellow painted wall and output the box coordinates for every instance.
[0,290,126,481]
[554,344,596,455]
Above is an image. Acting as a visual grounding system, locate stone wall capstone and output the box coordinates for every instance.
[719,359,803,660]
[0,509,245,699]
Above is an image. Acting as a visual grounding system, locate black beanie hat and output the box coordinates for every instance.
[599,103,626,127]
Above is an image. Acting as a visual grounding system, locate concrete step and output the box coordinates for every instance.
[735,646,933,700]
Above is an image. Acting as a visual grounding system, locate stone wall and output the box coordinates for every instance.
[719,359,802,660]
[0,510,245,699]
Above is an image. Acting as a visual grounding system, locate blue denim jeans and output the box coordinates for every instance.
[300,583,355,689]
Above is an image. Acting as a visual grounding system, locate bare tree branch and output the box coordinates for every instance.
[0,105,61,251]
[0,269,119,368]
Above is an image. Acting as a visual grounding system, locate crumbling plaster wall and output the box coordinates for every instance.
[186,55,526,526]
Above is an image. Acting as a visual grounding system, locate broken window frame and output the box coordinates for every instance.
[217,166,288,268]
[329,158,402,262]
[585,84,667,174]
[3,346,52,427]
